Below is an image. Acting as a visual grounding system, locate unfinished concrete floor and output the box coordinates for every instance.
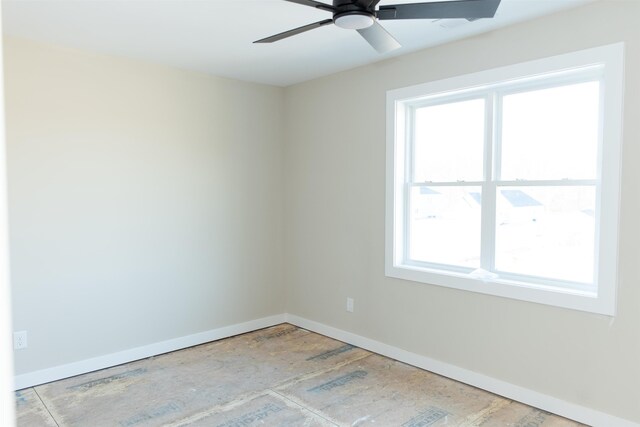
[15,324,585,426]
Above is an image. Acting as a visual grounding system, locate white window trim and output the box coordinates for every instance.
[385,43,624,316]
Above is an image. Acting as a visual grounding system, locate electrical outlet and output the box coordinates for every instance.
[13,331,27,350]
[346,297,354,313]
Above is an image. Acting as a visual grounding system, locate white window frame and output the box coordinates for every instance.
[385,43,624,316]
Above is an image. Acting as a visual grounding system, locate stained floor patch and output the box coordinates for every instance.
[170,392,337,427]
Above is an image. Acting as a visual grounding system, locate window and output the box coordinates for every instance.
[386,44,624,315]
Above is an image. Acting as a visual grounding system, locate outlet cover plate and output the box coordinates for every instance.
[13,331,27,350]
[346,298,354,313]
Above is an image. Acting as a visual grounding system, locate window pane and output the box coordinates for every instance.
[501,82,600,180]
[414,99,485,182]
[495,186,595,284]
[409,186,481,268]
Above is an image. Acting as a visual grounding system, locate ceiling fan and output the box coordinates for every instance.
[255,0,502,54]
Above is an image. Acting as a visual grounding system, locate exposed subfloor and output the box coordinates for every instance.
[15,324,586,426]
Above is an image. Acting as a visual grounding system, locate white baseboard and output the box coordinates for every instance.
[284,314,639,427]
[13,313,286,390]
[14,312,638,427]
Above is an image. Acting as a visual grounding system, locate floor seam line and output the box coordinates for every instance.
[267,388,342,427]
[33,387,60,427]
[161,389,268,427]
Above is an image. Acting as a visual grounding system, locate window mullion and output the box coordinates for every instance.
[480,93,498,272]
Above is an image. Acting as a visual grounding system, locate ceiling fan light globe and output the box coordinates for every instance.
[334,13,375,30]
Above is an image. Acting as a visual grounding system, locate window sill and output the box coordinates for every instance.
[385,263,614,316]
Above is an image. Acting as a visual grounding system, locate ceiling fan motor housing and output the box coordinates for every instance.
[333,11,375,29]
[332,0,376,30]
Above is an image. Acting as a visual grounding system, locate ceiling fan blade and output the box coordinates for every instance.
[254,19,334,44]
[354,0,381,8]
[284,0,336,13]
[378,0,501,20]
[357,21,401,54]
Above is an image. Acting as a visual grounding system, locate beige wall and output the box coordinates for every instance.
[284,1,640,423]
[5,37,285,375]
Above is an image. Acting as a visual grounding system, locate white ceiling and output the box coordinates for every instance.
[2,0,595,87]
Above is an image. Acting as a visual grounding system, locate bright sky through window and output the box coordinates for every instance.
[501,82,600,181]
